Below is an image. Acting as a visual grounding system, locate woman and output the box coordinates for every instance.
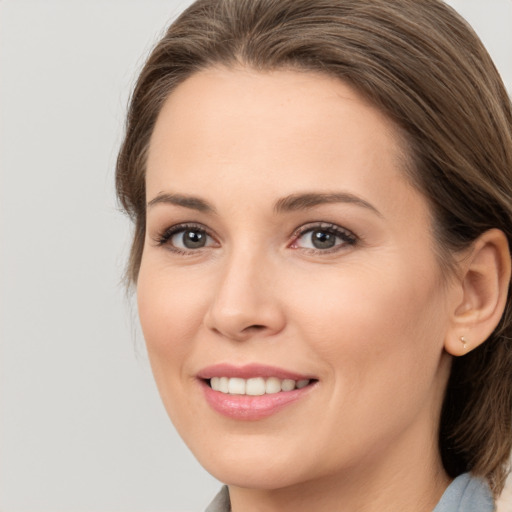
[116,0,512,510]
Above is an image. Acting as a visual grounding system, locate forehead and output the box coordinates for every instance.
[146,67,422,222]
[148,67,403,163]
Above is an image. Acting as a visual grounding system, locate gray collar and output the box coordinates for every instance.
[205,485,230,512]
[205,473,494,512]
[433,473,494,512]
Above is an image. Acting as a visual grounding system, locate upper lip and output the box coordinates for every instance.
[197,363,315,381]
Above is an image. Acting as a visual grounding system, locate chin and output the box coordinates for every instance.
[185,434,314,489]
[202,458,307,490]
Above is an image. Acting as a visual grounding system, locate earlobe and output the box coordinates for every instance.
[444,335,469,358]
[445,228,511,356]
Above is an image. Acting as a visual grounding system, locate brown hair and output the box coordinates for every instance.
[116,0,512,494]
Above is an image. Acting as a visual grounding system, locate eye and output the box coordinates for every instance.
[155,223,217,252]
[291,223,357,252]
[172,228,210,249]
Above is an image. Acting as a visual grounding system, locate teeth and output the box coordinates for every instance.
[228,377,246,395]
[296,379,309,389]
[246,377,266,396]
[281,379,295,391]
[219,376,229,393]
[209,377,311,395]
[265,377,281,394]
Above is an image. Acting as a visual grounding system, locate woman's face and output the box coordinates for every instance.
[138,68,457,489]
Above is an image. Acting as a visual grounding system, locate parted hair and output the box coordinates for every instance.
[116,0,512,494]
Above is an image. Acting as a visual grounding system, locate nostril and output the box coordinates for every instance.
[243,324,266,332]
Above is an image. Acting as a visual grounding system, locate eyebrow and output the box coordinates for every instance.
[146,191,381,217]
[274,192,382,217]
[147,193,216,213]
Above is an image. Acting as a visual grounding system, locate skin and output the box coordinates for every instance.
[137,68,468,512]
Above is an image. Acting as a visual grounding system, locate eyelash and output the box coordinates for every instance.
[290,222,358,254]
[153,223,216,255]
[153,222,358,255]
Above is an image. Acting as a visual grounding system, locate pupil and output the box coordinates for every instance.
[312,230,336,249]
[184,230,205,248]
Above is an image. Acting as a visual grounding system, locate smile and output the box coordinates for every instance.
[209,376,311,395]
[198,364,318,420]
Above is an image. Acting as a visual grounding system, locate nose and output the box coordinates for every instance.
[204,250,286,342]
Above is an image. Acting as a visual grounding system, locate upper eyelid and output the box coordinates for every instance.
[152,220,358,247]
[153,222,216,245]
[291,222,356,238]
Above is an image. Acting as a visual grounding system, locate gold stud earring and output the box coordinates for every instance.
[460,336,468,350]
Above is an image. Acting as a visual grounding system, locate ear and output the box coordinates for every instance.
[445,228,511,356]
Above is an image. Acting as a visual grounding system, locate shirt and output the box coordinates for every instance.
[204,473,495,512]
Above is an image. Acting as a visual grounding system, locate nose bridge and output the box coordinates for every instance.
[205,242,283,340]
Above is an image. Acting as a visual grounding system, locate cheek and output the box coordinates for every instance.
[288,259,448,391]
[135,257,219,436]
[136,258,208,371]
[283,262,450,463]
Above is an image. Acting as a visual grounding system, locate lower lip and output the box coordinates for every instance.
[200,380,315,420]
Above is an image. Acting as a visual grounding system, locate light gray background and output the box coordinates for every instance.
[1,1,511,511]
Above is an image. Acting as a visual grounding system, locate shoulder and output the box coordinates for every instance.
[433,473,495,512]
[204,486,231,512]
[204,475,495,512]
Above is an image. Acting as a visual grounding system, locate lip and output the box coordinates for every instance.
[197,363,318,421]
[197,363,314,381]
